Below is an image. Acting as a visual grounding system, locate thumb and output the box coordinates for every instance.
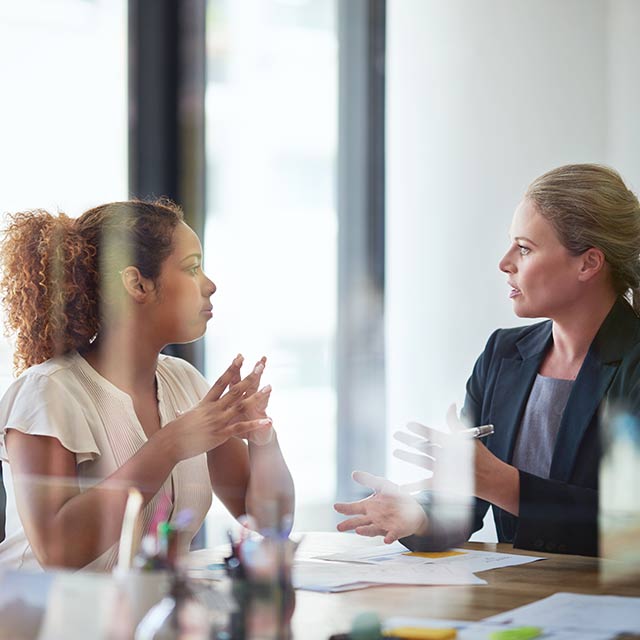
[445,403,464,433]
[400,477,433,494]
[352,470,398,494]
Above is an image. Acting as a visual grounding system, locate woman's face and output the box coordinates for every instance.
[499,199,585,319]
[151,222,217,344]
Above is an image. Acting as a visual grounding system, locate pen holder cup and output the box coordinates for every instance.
[225,537,297,640]
[113,569,171,632]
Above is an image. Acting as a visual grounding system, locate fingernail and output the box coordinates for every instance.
[260,384,271,394]
[233,354,243,366]
[259,418,272,425]
[253,363,264,375]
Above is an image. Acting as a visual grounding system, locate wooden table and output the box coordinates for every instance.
[189,532,640,639]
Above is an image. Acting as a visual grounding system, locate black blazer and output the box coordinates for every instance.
[404,297,640,557]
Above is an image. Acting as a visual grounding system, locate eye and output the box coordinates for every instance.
[187,265,201,276]
[518,245,530,256]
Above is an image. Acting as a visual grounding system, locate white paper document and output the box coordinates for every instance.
[485,592,640,634]
[315,543,545,573]
[293,559,485,592]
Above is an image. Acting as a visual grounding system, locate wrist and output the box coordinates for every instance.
[248,425,276,448]
[152,426,181,466]
[412,509,429,537]
[479,460,520,515]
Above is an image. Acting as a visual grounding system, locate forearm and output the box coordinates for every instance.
[476,458,520,516]
[245,432,295,531]
[39,430,177,568]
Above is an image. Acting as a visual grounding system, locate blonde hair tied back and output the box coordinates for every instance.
[526,163,640,315]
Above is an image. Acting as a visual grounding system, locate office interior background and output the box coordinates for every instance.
[1,0,639,545]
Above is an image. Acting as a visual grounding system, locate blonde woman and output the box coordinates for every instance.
[0,200,294,570]
[336,164,640,556]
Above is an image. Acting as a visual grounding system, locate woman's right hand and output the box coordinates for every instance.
[334,471,429,544]
[162,356,274,462]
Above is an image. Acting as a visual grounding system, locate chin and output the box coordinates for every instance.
[173,327,207,345]
[512,299,535,319]
[512,304,547,320]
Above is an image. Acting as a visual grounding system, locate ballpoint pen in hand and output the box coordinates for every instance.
[457,424,494,439]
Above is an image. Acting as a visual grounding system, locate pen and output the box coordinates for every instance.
[329,630,457,640]
[458,424,494,439]
[385,627,457,639]
[116,487,143,572]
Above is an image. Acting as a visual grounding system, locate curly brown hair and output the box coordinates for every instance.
[1,199,184,374]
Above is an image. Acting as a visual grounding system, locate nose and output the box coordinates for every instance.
[204,275,216,296]
[499,246,515,274]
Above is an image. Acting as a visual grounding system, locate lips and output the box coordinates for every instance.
[507,282,521,298]
[201,305,213,315]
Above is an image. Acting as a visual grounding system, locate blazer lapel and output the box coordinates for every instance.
[549,354,616,481]
[549,297,638,482]
[490,323,552,463]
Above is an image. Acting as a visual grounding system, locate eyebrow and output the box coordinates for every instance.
[179,253,202,264]
[513,236,538,246]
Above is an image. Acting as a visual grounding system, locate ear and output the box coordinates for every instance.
[120,267,155,302]
[577,248,606,283]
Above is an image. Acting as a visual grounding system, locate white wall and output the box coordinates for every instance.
[386,0,640,489]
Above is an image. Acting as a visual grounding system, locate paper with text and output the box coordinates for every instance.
[293,559,485,592]
[485,592,640,634]
[314,544,545,573]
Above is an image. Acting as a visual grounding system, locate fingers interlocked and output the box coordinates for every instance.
[211,357,272,424]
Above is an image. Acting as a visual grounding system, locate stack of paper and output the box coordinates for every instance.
[485,592,640,636]
[385,592,640,639]
[314,542,545,573]
[293,539,544,592]
[293,560,486,592]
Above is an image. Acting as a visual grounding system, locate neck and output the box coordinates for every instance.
[549,289,617,364]
[82,320,161,396]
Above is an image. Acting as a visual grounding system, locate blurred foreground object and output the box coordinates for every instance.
[600,407,640,581]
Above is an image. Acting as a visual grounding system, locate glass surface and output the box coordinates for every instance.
[0,0,128,394]
[203,0,338,537]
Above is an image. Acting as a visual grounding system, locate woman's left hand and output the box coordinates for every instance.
[393,404,520,514]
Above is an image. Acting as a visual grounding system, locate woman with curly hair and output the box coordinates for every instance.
[0,199,294,570]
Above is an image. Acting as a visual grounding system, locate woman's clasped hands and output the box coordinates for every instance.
[163,354,275,462]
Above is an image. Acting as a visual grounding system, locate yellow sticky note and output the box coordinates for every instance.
[403,550,466,559]
[385,627,457,639]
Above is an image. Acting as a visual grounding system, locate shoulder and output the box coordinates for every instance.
[0,354,100,462]
[19,354,77,379]
[615,338,640,384]
[1,354,82,405]
[481,320,551,361]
